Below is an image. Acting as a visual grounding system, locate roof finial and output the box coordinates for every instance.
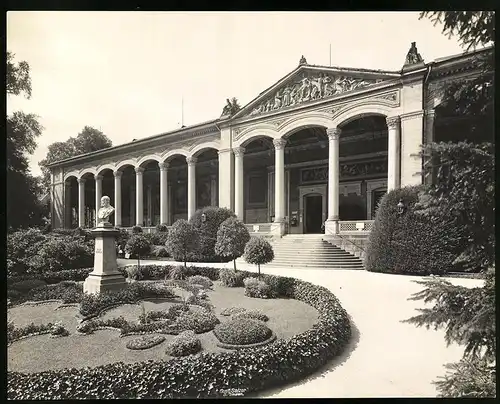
[299,55,308,65]
[403,42,424,66]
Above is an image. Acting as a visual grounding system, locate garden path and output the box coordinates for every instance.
[117,259,483,398]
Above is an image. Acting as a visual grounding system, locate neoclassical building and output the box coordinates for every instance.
[48,43,490,237]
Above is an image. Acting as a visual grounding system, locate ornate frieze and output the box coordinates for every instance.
[249,71,379,117]
[300,160,387,183]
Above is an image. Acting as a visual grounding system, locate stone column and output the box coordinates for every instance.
[113,171,122,227]
[95,175,103,227]
[77,178,86,228]
[273,138,287,224]
[386,116,401,191]
[187,156,197,220]
[233,147,245,221]
[218,148,234,210]
[135,167,144,226]
[325,128,341,235]
[64,181,72,228]
[147,185,152,226]
[159,162,169,225]
[424,109,436,185]
[210,174,217,206]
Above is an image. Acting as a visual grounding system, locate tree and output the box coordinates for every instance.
[125,234,152,271]
[243,237,274,278]
[402,13,497,398]
[7,52,45,230]
[165,220,199,268]
[215,217,251,271]
[39,126,112,193]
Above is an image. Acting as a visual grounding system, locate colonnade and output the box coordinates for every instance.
[75,157,202,228]
[233,116,401,233]
[71,115,401,233]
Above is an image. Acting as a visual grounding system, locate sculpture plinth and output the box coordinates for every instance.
[83,211,127,294]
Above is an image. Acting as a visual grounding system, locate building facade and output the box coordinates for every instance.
[48,43,488,236]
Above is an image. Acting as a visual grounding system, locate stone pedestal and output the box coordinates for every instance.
[83,223,127,294]
[324,219,339,235]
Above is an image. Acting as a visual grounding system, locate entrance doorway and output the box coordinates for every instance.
[304,195,323,233]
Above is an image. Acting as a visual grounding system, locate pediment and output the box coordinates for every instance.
[233,65,398,120]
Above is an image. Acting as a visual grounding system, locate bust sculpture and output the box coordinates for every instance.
[97,196,114,226]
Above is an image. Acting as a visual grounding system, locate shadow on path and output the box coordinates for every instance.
[251,315,361,398]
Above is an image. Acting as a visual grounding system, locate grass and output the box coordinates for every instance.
[8,280,319,374]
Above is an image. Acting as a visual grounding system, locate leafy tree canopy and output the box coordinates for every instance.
[39,126,113,192]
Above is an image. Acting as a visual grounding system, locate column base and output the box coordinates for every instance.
[270,221,286,237]
[324,219,339,235]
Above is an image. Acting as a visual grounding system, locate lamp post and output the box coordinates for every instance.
[397,198,406,216]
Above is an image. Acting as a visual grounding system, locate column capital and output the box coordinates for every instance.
[186,156,197,166]
[273,138,287,150]
[95,175,103,181]
[386,116,401,129]
[233,147,245,157]
[218,148,232,155]
[77,178,86,184]
[425,109,436,118]
[113,170,123,178]
[135,167,145,174]
[158,162,170,171]
[326,127,341,140]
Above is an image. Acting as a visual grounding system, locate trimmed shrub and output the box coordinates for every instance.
[79,283,177,318]
[187,275,213,289]
[233,310,269,322]
[126,335,166,350]
[171,310,220,334]
[50,322,69,337]
[8,322,54,344]
[166,219,199,267]
[7,272,351,400]
[243,237,274,277]
[156,223,169,233]
[243,277,276,299]
[7,228,46,276]
[132,226,143,234]
[36,236,94,273]
[214,317,272,345]
[189,207,236,262]
[261,274,296,298]
[366,186,456,275]
[151,245,170,258]
[11,281,85,305]
[165,330,202,357]
[10,279,47,293]
[168,265,192,281]
[215,217,251,270]
[125,234,152,259]
[144,231,169,247]
[219,268,247,287]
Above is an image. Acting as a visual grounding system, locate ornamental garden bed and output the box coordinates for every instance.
[7,266,351,399]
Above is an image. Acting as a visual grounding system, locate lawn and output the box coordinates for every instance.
[8,279,318,374]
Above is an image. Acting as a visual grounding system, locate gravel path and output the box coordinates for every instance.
[118,258,484,398]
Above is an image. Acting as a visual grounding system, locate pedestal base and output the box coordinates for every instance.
[324,219,339,235]
[83,273,128,295]
[270,221,286,237]
[83,224,127,295]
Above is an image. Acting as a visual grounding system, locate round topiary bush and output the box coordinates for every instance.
[170,310,220,334]
[214,317,272,346]
[187,275,213,289]
[132,226,143,234]
[243,237,274,276]
[126,335,166,350]
[165,330,201,357]
[125,234,152,258]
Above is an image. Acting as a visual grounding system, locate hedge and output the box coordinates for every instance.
[365,186,457,276]
[7,268,351,399]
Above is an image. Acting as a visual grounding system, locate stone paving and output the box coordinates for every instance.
[117,258,484,398]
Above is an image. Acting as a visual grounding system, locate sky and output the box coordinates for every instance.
[7,11,466,176]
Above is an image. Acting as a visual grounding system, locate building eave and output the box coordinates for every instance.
[47,118,221,168]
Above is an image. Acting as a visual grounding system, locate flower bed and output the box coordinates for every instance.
[7,268,351,399]
[126,335,166,350]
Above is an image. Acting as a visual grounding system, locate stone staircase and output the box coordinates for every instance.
[240,234,365,270]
